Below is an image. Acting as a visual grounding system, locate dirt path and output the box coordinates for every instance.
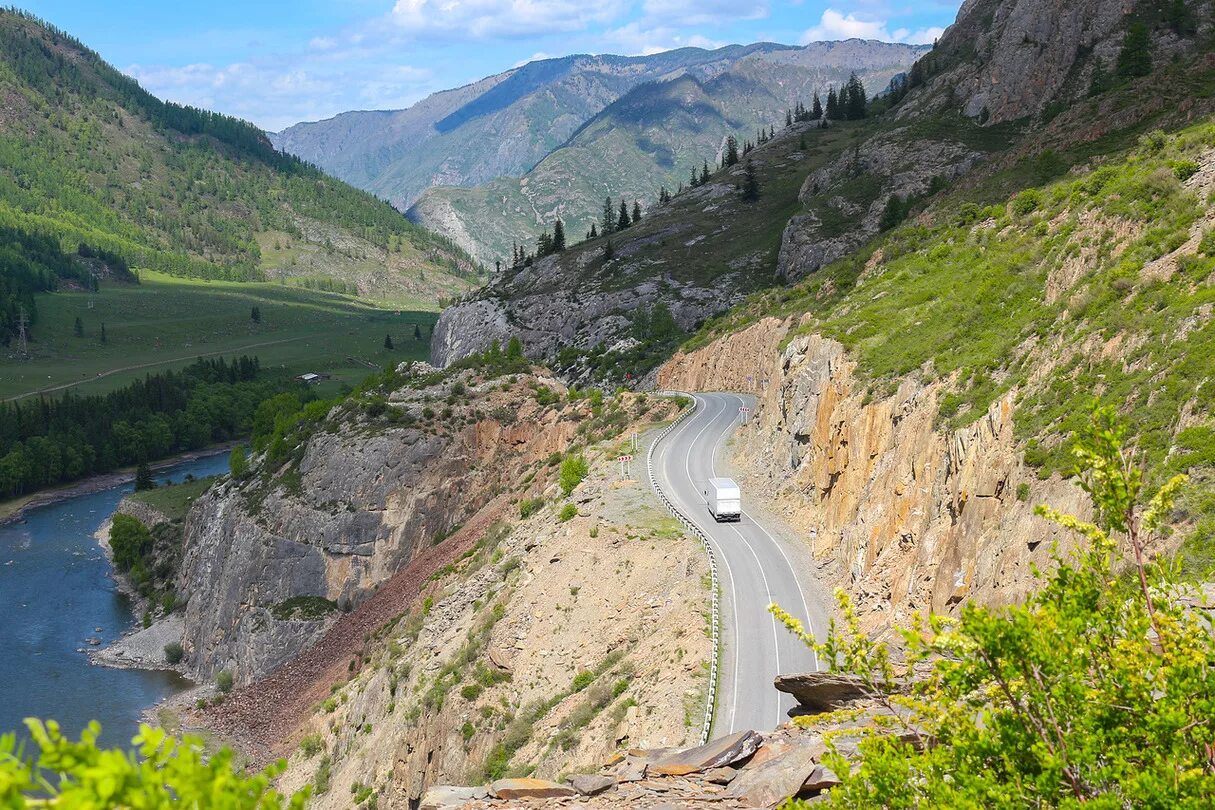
[201,495,511,763]
[3,336,310,403]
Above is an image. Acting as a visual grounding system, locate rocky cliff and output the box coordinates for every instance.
[177,368,581,685]
[659,320,1089,633]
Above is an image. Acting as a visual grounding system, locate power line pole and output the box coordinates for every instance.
[16,305,29,358]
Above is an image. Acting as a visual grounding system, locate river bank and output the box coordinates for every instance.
[0,450,232,747]
[0,441,238,528]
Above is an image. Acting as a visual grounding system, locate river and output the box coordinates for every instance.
[0,452,230,748]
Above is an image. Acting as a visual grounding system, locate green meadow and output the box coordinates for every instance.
[0,271,438,400]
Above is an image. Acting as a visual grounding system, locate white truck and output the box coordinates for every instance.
[705,477,741,522]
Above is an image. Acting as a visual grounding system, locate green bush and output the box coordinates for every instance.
[519,497,545,519]
[0,720,306,807]
[215,670,234,693]
[779,408,1215,808]
[163,642,183,665]
[558,503,578,522]
[559,454,589,496]
[298,734,323,757]
[109,513,153,574]
[271,595,338,621]
[570,671,595,692]
[228,446,248,478]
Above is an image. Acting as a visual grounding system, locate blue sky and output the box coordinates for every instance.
[22,1,962,131]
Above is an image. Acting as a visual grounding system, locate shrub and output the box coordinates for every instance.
[571,671,595,692]
[314,755,332,795]
[461,683,483,701]
[558,503,577,522]
[271,595,338,621]
[163,642,184,665]
[0,721,306,807]
[1015,482,1030,502]
[228,446,248,479]
[778,408,1214,808]
[519,497,545,519]
[298,734,323,757]
[559,454,589,496]
[215,670,234,693]
[1010,188,1042,216]
[109,514,153,574]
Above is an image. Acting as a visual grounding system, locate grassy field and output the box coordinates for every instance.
[0,271,438,400]
[127,475,220,522]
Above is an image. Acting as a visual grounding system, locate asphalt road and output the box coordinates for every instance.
[653,392,826,735]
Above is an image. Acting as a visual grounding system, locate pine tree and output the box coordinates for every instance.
[700,161,711,185]
[741,159,760,202]
[384,333,394,350]
[632,200,641,224]
[604,240,614,261]
[537,230,553,257]
[552,218,566,252]
[785,109,793,127]
[1166,0,1195,35]
[73,317,83,338]
[134,461,155,491]
[414,324,422,340]
[250,306,260,323]
[659,187,670,204]
[100,323,107,344]
[844,72,867,120]
[1088,59,1110,97]
[769,124,775,139]
[617,200,631,229]
[589,222,598,239]
[690,166,700,188]
[725,135,740,166]
[811,91,823,120]
[602,197,616,233]
[825,87,839,119]
[1117,22,1152,79]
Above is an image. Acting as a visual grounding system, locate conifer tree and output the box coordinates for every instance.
[632,200,641,224]
[690,166,700,188]
[589,222,598,239]
[100,323,107,344]
[536,230,553,257]
[741,159,760,202]
[844,72,867,119]
[74,317,83,337]
[414,324,422,340]
[617,199,631,229]
[825,87,839,119]
[725,135,740,166]
[700,162,711,185]
[1088,59,1110,97]
[384,333,394,350]
[552,218,566,252]
[769,124,775,139]
[785,109,793,127]
[602,196,616,233]
[135,461,155,491]
[1117,22,1152,78]
[811,91,823,120]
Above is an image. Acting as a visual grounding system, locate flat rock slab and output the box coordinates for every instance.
[420,785,488,809]
[774,672,872,711]
[489,778,576,800]
[570,774,616,796]
[649,730,762,776]
[726,738,825,807]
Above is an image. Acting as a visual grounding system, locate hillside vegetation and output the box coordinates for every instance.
[0,9,478,304]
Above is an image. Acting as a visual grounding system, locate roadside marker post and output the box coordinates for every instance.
[738,405,751,425]
[618,454,634,479]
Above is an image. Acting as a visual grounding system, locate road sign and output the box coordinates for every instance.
[739,406,751,424]
[618,455,634,461]
[618,454,633,479]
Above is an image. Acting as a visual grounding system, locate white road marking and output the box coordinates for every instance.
[663,395,745,734]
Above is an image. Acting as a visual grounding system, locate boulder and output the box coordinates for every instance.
[489,778,576,800]
[569,774,616,796]
[774,673,873,711]
[703,767,739,784]
[802,765,842,793]
[419,785,487,809]
[726,738,825,807]
[648,730,762,776]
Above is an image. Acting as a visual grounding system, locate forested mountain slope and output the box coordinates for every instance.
[0,9,478,306]
[408,40,925,265]
[433,0,1215,385]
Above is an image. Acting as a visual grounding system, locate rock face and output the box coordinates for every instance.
[659,319,1094,632]
[648,730,763,776]
[177,372,579,684]
[773,673,873,712]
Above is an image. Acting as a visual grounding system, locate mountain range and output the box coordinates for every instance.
[273,41,926,265]
[0,8,477,307]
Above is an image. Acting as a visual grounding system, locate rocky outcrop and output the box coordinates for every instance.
[659,319,1095,633]
[778,132,985,281]
[177,371,580,685]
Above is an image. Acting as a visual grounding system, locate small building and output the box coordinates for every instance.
[297,372,323,384]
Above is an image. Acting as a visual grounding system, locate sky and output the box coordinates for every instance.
[22,1,962,132]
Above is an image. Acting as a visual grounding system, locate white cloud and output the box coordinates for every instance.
[800,8,944,45]
[125,60,434,130]
[640,0,768,26]
[388,0,630,40]
[598,21,725,56]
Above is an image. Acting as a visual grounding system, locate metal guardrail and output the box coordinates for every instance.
[647,394,720,745]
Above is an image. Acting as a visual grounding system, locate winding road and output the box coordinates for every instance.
[652,392,828,735]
